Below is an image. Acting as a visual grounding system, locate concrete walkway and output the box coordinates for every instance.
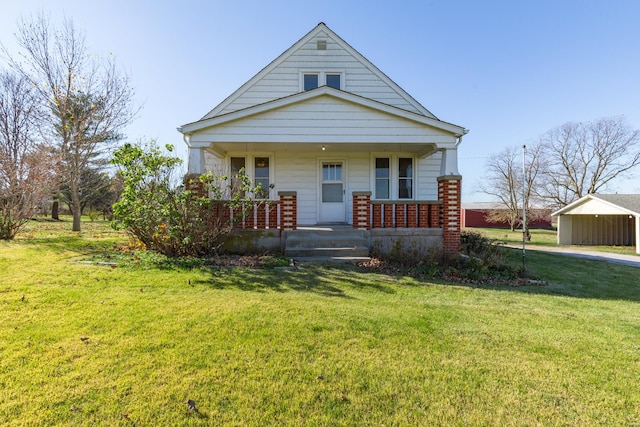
[504,244,640,268]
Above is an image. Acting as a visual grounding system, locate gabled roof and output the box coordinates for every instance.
[552,194,640,216]
[179,86,466,136]
[199,22,438,121]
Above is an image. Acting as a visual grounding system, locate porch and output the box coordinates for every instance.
[218,182,461,256]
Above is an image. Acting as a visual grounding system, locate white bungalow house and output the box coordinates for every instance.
[178,23,468,257]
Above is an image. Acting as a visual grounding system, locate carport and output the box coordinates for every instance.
[552,194,640,254]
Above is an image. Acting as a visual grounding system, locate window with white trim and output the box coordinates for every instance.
[302,71,344,91]
[230,157,246,197]
[398,158,413,199]
[375,158,390,199]
[326,73,341,89]
[303,74,319,91]
[254,157,270,199]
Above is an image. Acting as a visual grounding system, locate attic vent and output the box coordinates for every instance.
[317,40,327,50]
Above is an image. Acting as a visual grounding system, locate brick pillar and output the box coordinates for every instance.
[438,176,462,255]
[372,204,383,228]
[278,191,297,230]
[183,173,207,197]
[352,192,371,230]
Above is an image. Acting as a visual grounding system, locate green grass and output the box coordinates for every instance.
[467,226,559,246]
[1,220,640,425]
[469,227,639,256]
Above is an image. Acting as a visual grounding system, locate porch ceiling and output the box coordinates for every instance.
[205,142,439,157]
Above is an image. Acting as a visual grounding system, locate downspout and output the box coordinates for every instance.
[455,128,469,147]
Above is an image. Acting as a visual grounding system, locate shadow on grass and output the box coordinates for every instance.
[193,264,397,299]
[474,248,640,302]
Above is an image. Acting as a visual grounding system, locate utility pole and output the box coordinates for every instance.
[522,144,527,270]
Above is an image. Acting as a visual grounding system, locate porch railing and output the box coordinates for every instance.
[352,191,442,229]
[370,201,442,229]
[229,191,298,230]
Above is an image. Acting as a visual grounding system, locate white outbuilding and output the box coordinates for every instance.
[552,194,640,254]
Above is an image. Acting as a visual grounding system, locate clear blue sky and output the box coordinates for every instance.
[2,0,639,201]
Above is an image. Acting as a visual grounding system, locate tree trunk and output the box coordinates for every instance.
[51,200,59,220]
[70,182,82,232]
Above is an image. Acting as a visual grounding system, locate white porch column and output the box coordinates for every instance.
[439,147,459,176]
[187,147,205,174]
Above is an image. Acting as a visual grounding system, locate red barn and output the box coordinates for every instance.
[461,202,552,228]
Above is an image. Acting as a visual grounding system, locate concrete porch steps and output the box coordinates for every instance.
[284,228,370,259]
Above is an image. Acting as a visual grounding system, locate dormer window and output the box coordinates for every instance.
[302,71,344,91]
[326,74,341,89]
[303,74,319,91]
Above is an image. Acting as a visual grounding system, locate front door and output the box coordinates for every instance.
[319,161,345,223]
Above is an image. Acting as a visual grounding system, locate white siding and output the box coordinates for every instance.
[274,152,318,225]
[203,151,225,175]
[563,198,632,215]
[194,96,452,144]
[417,152,441,200]
[213,30,427,117]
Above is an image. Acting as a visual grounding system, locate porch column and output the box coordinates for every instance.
[278,191,297,230]
[439,147,459,176]
[187,147,205,174]
[352,192,371,230]
[438,175,462,255]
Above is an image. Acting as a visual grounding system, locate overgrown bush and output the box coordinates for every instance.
[361,230,523,285]
[110,141,268,257]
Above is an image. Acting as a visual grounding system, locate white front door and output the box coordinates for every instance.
[319,161,345,223]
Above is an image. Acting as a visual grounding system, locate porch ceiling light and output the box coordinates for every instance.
[322,145,326,151]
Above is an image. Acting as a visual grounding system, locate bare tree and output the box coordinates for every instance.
[4,14,137,231]
[537,116,640,208]
[478,144,546,234]
[0,70,55,239]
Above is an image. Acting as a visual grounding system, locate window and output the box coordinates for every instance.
[375,158,390,199]
[398,158,413,199]
[302,72,344,91]
[254,157,270,198]
[303,74,319,91]
[230,157,246,197]
[322,163,343,203]
[326,74,341,89]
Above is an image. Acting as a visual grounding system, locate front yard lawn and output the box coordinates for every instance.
[1,220,639,426]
